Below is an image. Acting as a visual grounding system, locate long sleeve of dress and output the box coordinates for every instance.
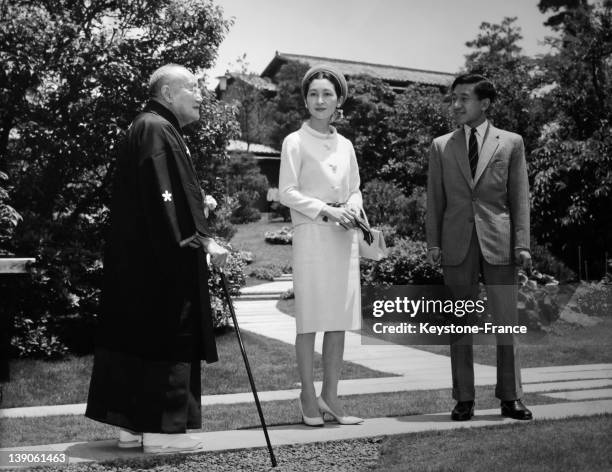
[279,136,326,220]
[346,142,363,210]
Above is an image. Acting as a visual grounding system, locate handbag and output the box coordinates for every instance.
[355,210,387,261]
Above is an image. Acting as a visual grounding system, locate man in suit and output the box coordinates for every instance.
[426,73,533,421]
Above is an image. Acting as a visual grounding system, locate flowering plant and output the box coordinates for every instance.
[203,194,218,218]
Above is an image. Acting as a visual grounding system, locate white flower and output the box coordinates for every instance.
[204,195,218,211]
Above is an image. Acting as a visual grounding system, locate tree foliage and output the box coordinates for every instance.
[221,55,274,147]
[464,17,544,151]
[266,61,310,150]
[0,0,238,355]
[529,1,612,276]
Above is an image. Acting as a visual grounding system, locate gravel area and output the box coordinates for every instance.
[9,438,383,472]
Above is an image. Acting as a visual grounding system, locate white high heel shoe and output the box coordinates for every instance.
[298,397,324,427]
[317,396,363,425]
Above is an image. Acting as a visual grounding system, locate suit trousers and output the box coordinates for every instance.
[443,228,523,401]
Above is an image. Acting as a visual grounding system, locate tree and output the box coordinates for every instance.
[464,17,544,151]
[1,0,238,354]
[379,84,451,192]
[220,54,274,148]
[337,75,398,184]
[530,0,612,277]
[266,61,310,150]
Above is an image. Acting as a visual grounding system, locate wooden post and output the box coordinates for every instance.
[0,258,35,274]
[578,246,582,281]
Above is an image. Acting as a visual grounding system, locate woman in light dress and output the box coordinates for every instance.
[279,65,363,426]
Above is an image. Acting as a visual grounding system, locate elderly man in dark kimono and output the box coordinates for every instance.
[85,64,228,454]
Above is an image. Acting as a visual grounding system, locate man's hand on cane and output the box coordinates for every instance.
[186,235,229,268]
[202,237,229,268]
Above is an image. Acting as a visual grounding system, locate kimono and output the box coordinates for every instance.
[85,101,217,433]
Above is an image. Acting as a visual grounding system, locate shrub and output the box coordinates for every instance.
[0,171,21,255]
[361,238,443,286]
[517,283,560,330]
[10,314,68,359]
[362,180,426,240]
[250,264,284,281]
[221,154,268,224]
[229,190,262,224]
[207,202,237,240]
[574,282,612,318]
[237,250,255,264]
[264,226,293,245]
[208,250,248,329]
[531,241,576,283]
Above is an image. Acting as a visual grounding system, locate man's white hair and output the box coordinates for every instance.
[148,64,191,98]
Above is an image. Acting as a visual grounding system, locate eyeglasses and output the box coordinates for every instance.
[184,84,203,95]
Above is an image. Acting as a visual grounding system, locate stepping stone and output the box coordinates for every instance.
[542,388,612,400]
[523,379,612,393]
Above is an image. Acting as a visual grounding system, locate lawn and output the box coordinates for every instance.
[229,215,293,272]
[413,317,612,368]
[1,330,387,409]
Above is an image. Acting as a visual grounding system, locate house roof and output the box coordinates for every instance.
[227,140,280,159]
[261,52,455,87]
[228,73,278,92]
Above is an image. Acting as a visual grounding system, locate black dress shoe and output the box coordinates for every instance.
[501,400,533,420]
[451,401,474,421]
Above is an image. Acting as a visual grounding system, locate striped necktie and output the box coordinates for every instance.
[469,127,478,178]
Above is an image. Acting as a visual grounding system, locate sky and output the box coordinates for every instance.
[205,0,555,87]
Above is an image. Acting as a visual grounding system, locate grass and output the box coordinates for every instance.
[229,216,293,271]
[0,330,388,409]
[375,414,612,472]
[413,317,612,368]
[0,386,560,447]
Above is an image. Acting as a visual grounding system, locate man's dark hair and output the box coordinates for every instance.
[451,74,496,103]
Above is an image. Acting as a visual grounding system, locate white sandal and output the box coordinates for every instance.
[142,433,205,454]
[118,429,142,449]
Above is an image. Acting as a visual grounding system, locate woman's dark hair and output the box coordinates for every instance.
[451,73,496,103]
[301,71,342,100]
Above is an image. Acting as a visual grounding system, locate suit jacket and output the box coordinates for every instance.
[426,123,530,266]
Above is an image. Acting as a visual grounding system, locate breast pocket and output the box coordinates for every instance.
[488,159,508,185]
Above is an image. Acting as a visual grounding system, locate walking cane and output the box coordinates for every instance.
[219,270,278,467]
